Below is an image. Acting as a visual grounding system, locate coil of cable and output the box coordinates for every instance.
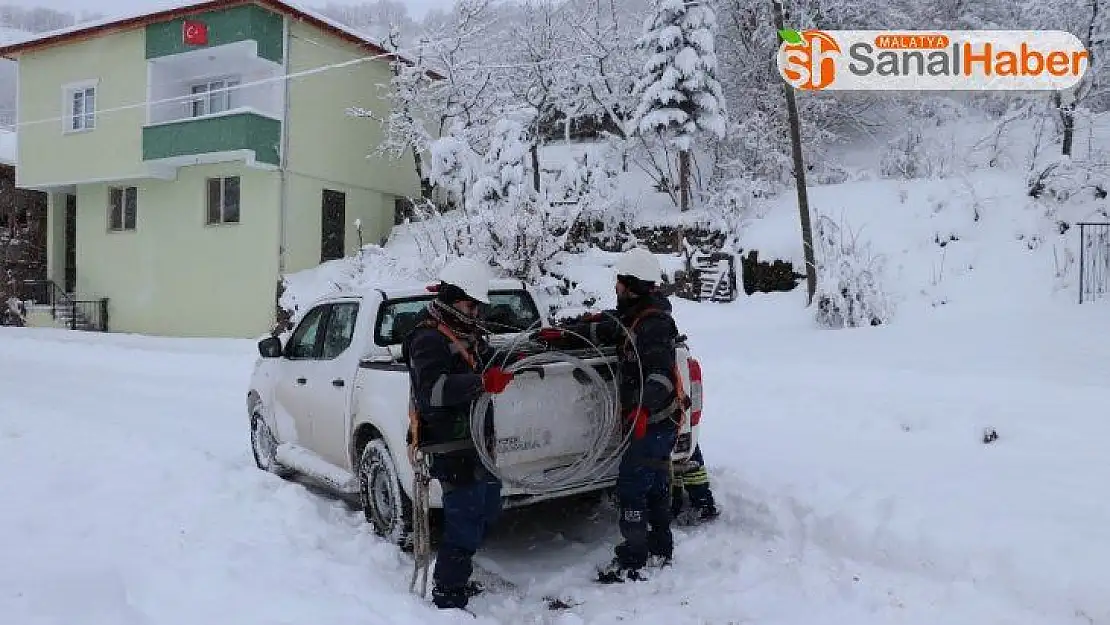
[468,345,632,494]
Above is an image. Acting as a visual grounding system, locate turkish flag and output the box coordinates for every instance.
[183,19,208,46]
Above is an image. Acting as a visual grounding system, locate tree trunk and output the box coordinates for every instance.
[679,149,691,212]
[530,143,542,193]
[412,151,432,200]
[1061,104,1075,157]
[772,0,817,306]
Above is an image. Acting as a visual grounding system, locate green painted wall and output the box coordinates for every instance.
[143,111,281,166]
[74,163,280,338]
[16,29,149,188]
[145,4,283,63]
[284,18,420,253]
[283,172,394,274]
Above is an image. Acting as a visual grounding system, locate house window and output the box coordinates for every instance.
[66,84,96,131]
[190,78,239,117]
[206,176,240,225]
[108,186,137,231]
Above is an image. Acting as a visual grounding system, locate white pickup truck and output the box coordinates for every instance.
[247,278,703,545]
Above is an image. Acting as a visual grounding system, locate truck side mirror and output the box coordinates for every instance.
[258,336,283,358]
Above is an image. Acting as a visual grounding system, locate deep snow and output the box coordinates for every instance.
[3,288,1109,624]
[6,99,1110,623]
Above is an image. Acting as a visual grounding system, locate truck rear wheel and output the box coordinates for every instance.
[357,438,413,547]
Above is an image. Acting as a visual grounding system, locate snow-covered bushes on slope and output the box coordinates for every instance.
[813,214,894,329]
[879,122,958,181]
[1026,156,1110,204]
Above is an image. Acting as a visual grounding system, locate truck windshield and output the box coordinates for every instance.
[375,290,542,346]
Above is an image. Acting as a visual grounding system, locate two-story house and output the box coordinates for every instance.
[0,0,423,338]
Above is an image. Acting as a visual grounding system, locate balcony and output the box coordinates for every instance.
[147,36,283,120]
[142,109,280,168]
[143,38,283,170]
[145,4,284,64]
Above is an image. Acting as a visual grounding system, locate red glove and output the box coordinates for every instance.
[626,406,649,439]
[482,367,514,394]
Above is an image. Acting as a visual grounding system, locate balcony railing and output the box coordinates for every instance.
[142,108,281,167]
[16,279,109,331]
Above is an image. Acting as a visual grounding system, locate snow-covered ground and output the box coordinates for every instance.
[6,101,1110,623]
[3,287,1108,624]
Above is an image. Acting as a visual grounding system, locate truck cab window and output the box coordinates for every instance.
[321,302,359,359]
[287,305,328,359]
[374,290,541,346]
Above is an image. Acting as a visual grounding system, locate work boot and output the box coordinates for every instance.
[463,580,485,597]
[696,504,720,523]
[596,558,647,584]
[431,585,469,610]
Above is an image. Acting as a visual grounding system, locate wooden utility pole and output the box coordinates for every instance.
[771,0,817,306]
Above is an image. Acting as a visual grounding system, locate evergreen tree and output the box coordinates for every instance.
[630,0,727,210]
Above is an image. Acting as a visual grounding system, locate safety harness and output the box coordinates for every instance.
[621,306,689,477]
[404,317,480,599]
[624,306,688,431]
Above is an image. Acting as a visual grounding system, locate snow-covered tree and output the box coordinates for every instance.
[423,120,567,282]
[470,120,564,281]
[562,0,648,141]
[363,0,503,200]
[315,0,416,45]
[630,0,727,211]
[502,0,580,192]
[1020,0,1109,157]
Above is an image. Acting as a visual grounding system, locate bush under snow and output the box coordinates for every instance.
[813,214,894,329]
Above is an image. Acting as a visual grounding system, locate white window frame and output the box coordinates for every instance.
[189,76,241,118]
[108,186,137,232]
[205,176,240,226]
[62,79,98,133]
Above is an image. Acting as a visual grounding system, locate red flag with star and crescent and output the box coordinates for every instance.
[183,19,208,46]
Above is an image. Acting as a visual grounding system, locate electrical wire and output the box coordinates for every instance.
[468,315,648,495]
[2,30,599,132]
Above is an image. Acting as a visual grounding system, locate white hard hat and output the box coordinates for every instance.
[437,257,491,304]
[614,247,661,283]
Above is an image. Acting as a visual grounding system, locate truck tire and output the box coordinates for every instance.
[250,411,293,478]
[357,438,413,546]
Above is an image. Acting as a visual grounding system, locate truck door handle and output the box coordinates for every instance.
[332,378,345,387]
[296,377,307,385]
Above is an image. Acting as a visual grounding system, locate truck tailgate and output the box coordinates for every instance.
[489,356,621,492]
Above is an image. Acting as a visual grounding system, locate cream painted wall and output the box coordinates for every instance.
[45,192,66,286]
[75,163,281,338]
[16,29,151,188]
[284,19,420,206]
[283,172,393,274]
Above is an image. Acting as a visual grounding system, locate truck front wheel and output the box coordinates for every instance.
[357,438,413,547]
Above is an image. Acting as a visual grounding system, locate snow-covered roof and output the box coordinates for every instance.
[0,0,413,69]
[0,129,15,166]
